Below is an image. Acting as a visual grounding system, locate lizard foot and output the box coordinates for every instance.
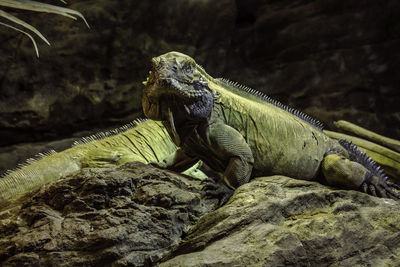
[201,178,234,206]
[361,175,400,200]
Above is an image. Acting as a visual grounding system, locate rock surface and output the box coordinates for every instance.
[161,176,400,266]
[1,163,399,266]
[0,162,216,266]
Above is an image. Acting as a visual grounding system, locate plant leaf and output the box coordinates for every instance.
[0,0,89,28]
[0,9,50,45]
[0,21,40,57]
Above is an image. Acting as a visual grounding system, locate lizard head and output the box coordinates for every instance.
[143,51,209,100]
[142,51,214,124]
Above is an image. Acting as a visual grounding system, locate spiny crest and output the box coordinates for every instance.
[339,139,388,181]
[72,118,148,146]
[218,78,324,130]
[0,149,57,179]
[0,118,148,180]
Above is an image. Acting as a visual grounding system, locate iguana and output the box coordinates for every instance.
[0,119,183,205]
[142,51,400,202]
[1,53,399,206]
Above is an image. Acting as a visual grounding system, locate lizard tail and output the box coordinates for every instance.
[338,139,388,181]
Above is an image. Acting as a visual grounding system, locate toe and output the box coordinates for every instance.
[369,185,377,197]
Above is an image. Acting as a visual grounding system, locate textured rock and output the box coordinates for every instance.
[1,163,399,266]
[0,162,216,266]
[160,176,400,267]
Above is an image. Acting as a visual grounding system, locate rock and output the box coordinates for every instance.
[0,162,216,266]
[160,176,400,267]
[1,163,399,266]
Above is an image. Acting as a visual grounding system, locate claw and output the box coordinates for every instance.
[369,185,377,197]
[382,180,400,200]
[386,187,400,200]
[202,182,219,192]
[361,175,400,201]
[362,183,368,193]
[201,178,234,206]
[376,185,388,198]
[387,180,400,190]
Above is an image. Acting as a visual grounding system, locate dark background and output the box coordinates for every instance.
[0,0,399,173]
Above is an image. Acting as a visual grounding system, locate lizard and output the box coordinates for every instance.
[0,53,398,207]
[0,119,185,206]
[142,51,400,203]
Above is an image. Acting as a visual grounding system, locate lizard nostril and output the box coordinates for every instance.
[152,57,164,70]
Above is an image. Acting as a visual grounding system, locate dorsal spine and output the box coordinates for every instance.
[217,78,324,130]
[0,118,149,179]
[72,118,148,146]
[339,139,388,181]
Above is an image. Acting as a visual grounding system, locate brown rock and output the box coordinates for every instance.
[160,176,400,266]
[1,163,399,266]
[0,162,216,266]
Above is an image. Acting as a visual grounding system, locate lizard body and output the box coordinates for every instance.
[208,80,337,180]
[142,51,399,199]
[1,53,399,206]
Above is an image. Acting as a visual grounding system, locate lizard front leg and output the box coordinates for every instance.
[207,122,254,188]
[200,122,254,204]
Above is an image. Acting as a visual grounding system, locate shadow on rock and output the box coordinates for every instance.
[1,165,400,266]
[0,162,217,267]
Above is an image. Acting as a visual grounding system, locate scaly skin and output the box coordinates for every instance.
[0,120,178,206]
[142,51,400,201]
[1,53,399,207]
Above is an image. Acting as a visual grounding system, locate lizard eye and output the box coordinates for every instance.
[183,64,193,74]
